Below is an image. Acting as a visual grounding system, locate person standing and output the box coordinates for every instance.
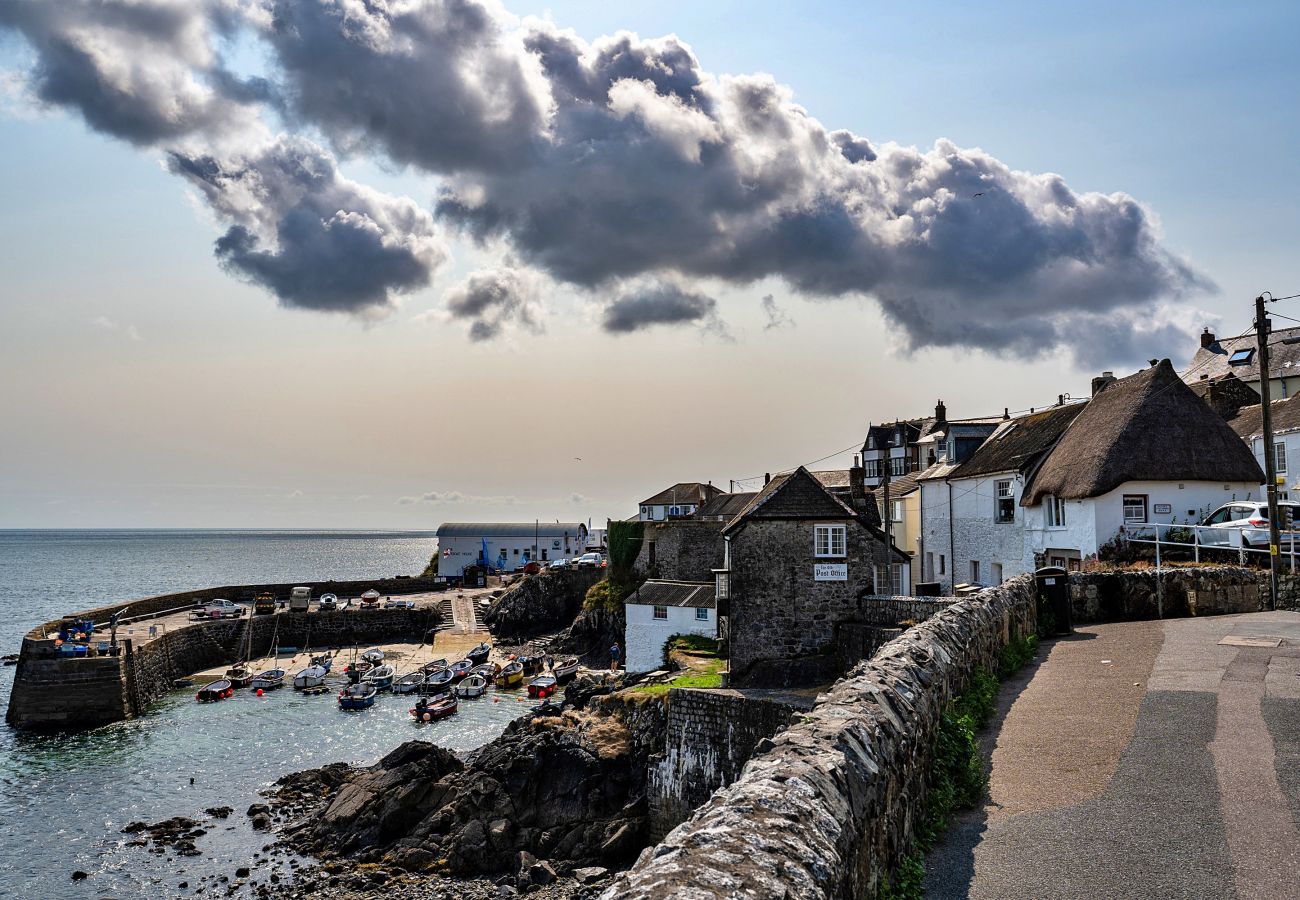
[609,641,621,672]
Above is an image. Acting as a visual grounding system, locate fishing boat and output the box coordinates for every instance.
[344,659,372,682]
[456,674,488,698]
[310,653,333,671]
[422,668,454,692]
[362,663,396,691]
[527,674,558,699]
[518,655,545,675]
[466,642,491,665]
[292,665,329,690]
[410,694,458,721]
[195,679,233,702]
[469,662,499,680]
[393,671,426,694]
[225,663,254,688]
[338,682,377,710]
[495,660,524,688]
[251,668,286,690]
[553,657,580,682]
[447,659,473,681]
[361,647,385,664]
[420,658,449,675]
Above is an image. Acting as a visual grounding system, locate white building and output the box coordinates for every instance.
[1230,394,1300,501]
[623,580,717,673]
[435,522,588,580]
[637,482,724,522]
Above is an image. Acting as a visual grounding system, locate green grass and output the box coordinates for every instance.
[630,657,726,695]
[663,633,720,655]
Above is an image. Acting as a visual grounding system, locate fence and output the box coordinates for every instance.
[1124,522,1300,571]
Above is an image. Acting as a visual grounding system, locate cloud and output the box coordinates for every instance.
[760,294,793,330]
[568,492,586,505]
[287,489,303,498]
[444,266,543,341]
[91,315,143,341]
[397,490,521,506]
[168,136,446,315]
[602,281,726,336]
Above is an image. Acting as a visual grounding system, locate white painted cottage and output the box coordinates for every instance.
[623,580,717,673]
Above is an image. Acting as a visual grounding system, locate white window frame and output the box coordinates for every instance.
[890,499,904,522]
[814,524,847,558]
[995,479,1015,524]
[1274,443,1288,475]
[891,563,906,595]
[1122,494,1148,525]
[653,605,668,620]
[1045,495,1066,528]
[695,607,709,621]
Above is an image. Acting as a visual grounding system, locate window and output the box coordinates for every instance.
[890,456,908,476]
[1122,495,1148,525]
[653,605,667,620]
[995,480,1015,523]
[891,563,906,595]
[992,563,1004,585]
[1050,555,1067,569]
[814,524,847,557]
[695,607,709,621]
[513,548,520,555]
[891,500,904,522]
[939,554,946,575]
[970,560,981,583]
[1046,495,1067,528]
[1274,443,1288,475]
[1228,348,1255,366]
[865,459,881,478]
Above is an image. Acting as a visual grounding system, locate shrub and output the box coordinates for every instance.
[420,553,439,577]
[997,634,1038,681]
[879,852,925,900]
[583,579,626,612]
[606,520,644,584]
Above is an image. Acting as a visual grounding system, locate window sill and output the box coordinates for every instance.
[814,555,847,560]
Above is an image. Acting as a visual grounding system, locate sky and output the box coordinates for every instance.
[1,0,1298,529]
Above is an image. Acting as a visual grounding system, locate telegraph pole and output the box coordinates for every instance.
[1257,294,1280,610]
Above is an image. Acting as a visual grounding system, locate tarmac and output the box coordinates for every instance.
[925,611,1300,900]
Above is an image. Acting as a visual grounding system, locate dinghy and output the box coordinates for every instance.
[251,668,286,690]
[518,655,545,675]
[466,642,491,666]
[495,660,524,688]
[420,658,449,675]
[456,674,488,698]
[224,663,254,689]
[469,662,499,680]
[393,671,426,694]
[293,665,329,690]
[338,682,377,710]
[361,647,385,664]
[422,668,454,692]
[447,659,473,681]
[362,664,395,691]
[553,657,579,682]
[527,674,558,699]
[410,694,458,721]
[195,679,233,703]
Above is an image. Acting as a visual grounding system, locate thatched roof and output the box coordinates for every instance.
[1023,360,1263,505]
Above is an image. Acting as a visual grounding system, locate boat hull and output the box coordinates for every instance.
[195,679,233,702]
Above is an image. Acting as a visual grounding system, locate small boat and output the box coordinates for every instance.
[195,679,233,702]
[527,674,558,699]
[422,668,454,692]
[531,698,563,717]
[448,659,473,681]
[251,668,286,690]
[360,589,382,606]
[553,657,579,682]
[496,661,524,688]
[310,653,333,671]
[393,671,426,694]
[466,642,491,665]
[410,694,458,721]
[361,647,385,664]
[225,663,254,688]
[420,658,449,675]
[362,664,395,691]
[338,682,377,710]
[293,665,329,690]
[518,655,545,675]
[469,662,499,680]
[456,674,488,698]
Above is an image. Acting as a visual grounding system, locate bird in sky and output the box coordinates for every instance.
[972,192,985,198]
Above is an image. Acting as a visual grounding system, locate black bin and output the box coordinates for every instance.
[914,581,943,597]
[1035,566,1072,635]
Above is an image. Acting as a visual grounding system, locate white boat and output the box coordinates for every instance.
[362,663,395,690]
[360,589,382,605]
[251,668,286,690]
[361,647,385,664]
[393,671,426,694]
[456,674,488,698]
[293,665,329,690]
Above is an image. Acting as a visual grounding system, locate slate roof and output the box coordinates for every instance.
[880,472,920,498]
[1024,360,1265,505]
[948,403,1088,480]
[1182,327,1300,385]
[1229,393,1300,440]
[722,468,862,533]
[625,580,716,609]
[811,469,852,489]
[696,492,758,519]
[640,482,723,507]
[436,522,586,538]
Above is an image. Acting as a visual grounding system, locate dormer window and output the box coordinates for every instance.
[1229,348,1255,366]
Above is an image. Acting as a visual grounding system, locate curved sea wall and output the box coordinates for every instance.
[605,575,1037,900]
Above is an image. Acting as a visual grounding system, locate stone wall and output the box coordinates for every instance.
[646,688,798,840]
[728,520,901,686]
[634,521,725,582]
[605,575,1037,900]
[1067,566,1263,622]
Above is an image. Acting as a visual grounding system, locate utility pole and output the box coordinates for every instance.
[1257,294,1280,610]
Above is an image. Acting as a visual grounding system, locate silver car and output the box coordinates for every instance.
[1198,501,1300,550]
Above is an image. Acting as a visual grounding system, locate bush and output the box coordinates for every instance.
[997,634,1038,681]
[583,579,626,612]
[879,852,925,900]
[420,553,439,577]
[660,633,720,668]
[955,667,998,728]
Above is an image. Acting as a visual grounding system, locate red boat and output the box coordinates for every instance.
[410,695,458,721]
[196,679,233,702]
[527,675,557,699]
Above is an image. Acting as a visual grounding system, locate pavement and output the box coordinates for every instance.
[925,612,1300,900]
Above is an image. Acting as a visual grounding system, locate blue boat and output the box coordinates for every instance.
[338,682,377,710]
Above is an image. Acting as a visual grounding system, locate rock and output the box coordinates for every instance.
[206,806,233,819]
[178,881,188,889]
[251,814,271,831]
[121,821,147,834]
[246,804,270,818]
[70,871,88,881]
[528,860,556,886]
[574,866,609,884]
[235,867,250,879]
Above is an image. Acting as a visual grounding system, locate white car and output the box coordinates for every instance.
[574,552,604,569]
[1198,501,1300,550]
[196,599,244,619]
[548,558,570,570]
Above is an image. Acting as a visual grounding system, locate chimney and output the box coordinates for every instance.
[934,400,947,426]
[1200,327,1216,349]
[849,455,866,504]
[1003,407,1010,420]
[1057,394,1064,406]
[764,472,771,486]
[1091,371,1117,396]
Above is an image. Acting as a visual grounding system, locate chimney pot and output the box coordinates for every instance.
[1092,371,1118,396]
[935,400,947,424]
[1200,327,1216,349]
[1003,407,1010,420]
[764,472,771,485]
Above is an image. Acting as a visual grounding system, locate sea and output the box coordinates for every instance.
[0,530,528,899]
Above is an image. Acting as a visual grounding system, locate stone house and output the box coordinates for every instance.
[1182,325,1300,399]
[634,518,728,582]
[718,467,909,685]
[637,482,724,522]
[623,580,717,673]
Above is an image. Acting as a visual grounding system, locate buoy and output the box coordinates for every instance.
[256,689,264,697]
[422,713,431,722]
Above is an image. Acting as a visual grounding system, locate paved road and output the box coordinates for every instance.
[926,612,1300,900]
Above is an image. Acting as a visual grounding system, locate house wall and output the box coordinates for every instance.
[625,603,716,673]
[728,518,895,684]
[1246,432,1300,501]
[633,521,725,582]
[947,472,1029,587]
[439,527,586,578]
[919,479,951,591]
[639,503,699,522]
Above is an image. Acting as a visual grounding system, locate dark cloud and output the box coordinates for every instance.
[602,282,723,335]
[443,267,542,341]
[761,294,794,330]
[168,137,445,314]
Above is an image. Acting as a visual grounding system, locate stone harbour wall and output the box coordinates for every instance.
[646,688,799,840]
[1067,566,1263,622]
[606,574,1037,900]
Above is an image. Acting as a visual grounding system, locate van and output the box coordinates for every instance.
[253,592,277,615]
[289,586,312,612]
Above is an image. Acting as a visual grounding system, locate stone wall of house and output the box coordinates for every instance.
[1066,567,1264,622]
[646,688,799,840]
[634,521,725,582]
[605,575,1038,900]
[728,520,899,686]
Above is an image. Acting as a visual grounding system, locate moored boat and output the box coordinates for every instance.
[360,589,382,606]
[422,668,454,692]
[410,694,458,721]
[420,658,449,675]
[495,660,524,688]
[310,653,333,671]
[394,671,426,694]
[251,668,286,690]
[447,659,473,681]
[361,647,385,664]
[338,682,377,710]
[225,663,254,688]
[553,657,579,682]
[469,662,499,680]
[518,655,544,675]
[292,665,329,690]
[195,679,233,702]
[527,674,557,699]
[362,664,395,691]
[456,674,488,698]
[466,642,491,665]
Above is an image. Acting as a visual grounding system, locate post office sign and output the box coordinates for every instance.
[814,563,847,581]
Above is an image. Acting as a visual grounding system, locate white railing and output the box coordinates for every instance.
[1122,522,1300,571]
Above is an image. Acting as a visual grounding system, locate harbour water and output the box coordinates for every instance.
[0,530,528,899]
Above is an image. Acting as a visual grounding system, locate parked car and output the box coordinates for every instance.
[574,552,604,569]
[384,598,416,609]
[197,599,244,619]
[1198,501,1300,550]
[548,558,570,570]
[253,592,277,615]
[289,586,312,612]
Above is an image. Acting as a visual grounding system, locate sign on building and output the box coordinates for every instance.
[814,562,848,581]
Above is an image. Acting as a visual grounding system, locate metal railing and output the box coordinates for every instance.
[1123,522,1300,571]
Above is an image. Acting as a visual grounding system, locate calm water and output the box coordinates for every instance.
[0,530,528,899]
